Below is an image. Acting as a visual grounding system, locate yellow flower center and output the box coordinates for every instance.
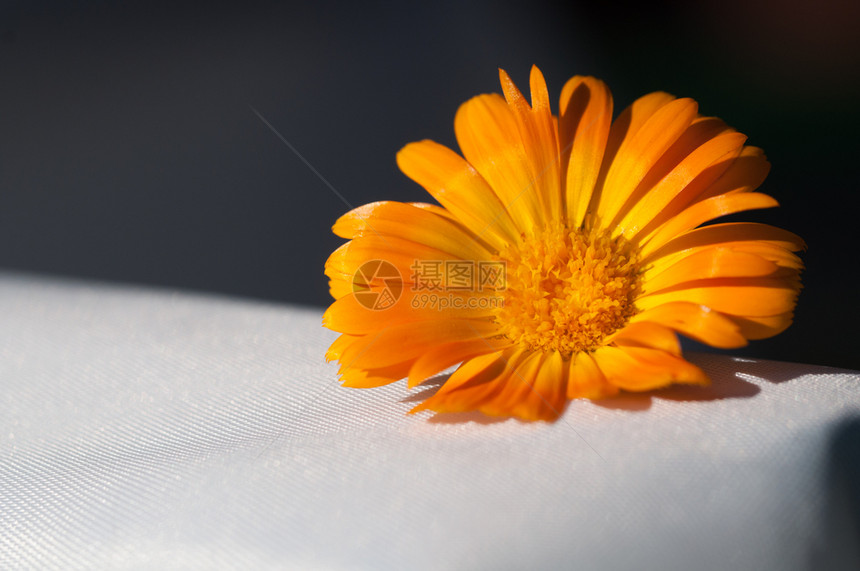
[494,225,641,355]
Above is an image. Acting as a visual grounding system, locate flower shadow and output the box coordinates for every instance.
[721,355,832,384]
[593,352,764,412]
[400,373,450,404]
[401,351,824,420]
[593,373,762,412]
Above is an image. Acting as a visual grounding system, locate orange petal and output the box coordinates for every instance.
[728,242,804,271]
[396,140,519,249]
[451,349,566,421]
[608,116,732,223]
[412,348,523,414]
[338,318,501,370]
[596,97,698,228]
[617,132,748,239]
[407,337,513,388]
[473,350,543,418]
[593,346,709,391]
[642,247,781,294]
[696,145,771,201]
[635,277,801,317]
[558,76,613,228]
[634,145,771,248]
[499,66,562,222]
[323,289,496,335]
[600,91,676,178]
[407,202,503,254]
[454,93,543,235]
[567,352,618,399]
[501,351,568,421]
[328,277,352,300]
[641,193,780,257]
[630,302,747,348]
[332,201,490,260]
[325,333,360,362]
[642,222,806,266]
[729,312,795,340]
[325,234,458,285]
[606,321,681,355]
[646,247,802,281]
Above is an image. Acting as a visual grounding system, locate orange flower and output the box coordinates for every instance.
[323,66,804,421]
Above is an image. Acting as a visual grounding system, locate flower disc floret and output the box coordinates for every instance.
[495,226,640,355]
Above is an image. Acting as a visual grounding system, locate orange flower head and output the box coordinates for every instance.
[323,66,804,421]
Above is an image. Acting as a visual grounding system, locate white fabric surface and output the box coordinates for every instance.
[1,272,859,570]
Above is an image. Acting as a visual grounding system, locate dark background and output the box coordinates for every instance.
[0,0,858,368]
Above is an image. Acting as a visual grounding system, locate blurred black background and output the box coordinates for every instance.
[0,0,858,368]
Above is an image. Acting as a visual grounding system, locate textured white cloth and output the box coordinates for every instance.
[1,272,859,570]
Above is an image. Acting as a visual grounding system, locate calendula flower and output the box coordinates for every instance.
[323,66,803,421]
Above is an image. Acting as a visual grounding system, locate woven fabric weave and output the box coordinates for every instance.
[2,273,858,569]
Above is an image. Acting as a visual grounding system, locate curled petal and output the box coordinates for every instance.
[559,76,613,229]
[629,302,747,348]
[593,346,709,391]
